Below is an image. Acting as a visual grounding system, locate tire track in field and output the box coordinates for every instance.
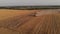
[31,15,47,34]
[32,15,55,34]
[0,14,34,30]
[0,27,20,34]
[31,14,60,34]
[17,16,43,34]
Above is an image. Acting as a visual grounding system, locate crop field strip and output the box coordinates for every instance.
[31,14,60,34]
[0,27,21,34]
[31,15,47,34]
[0,14,34,30]
[16,16,46,34]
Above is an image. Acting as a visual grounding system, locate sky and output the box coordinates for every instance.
[0,0,60,6]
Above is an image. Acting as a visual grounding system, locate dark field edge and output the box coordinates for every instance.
[0,6,60,10]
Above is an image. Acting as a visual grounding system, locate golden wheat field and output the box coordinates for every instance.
[0,9,60,34]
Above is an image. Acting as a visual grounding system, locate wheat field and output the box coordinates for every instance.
[0,9,60,34]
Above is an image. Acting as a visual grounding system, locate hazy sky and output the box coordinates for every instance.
[0,0,60,6]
